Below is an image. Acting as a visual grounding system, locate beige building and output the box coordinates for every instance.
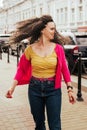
[0,0,87,33]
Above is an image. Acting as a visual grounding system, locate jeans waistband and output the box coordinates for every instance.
[31,76,55,81]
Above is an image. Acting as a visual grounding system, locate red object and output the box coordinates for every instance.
[14,44,71,89]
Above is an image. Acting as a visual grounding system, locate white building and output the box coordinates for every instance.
[0,0,87,33]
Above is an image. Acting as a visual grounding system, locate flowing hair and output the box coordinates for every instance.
[10,15,67,45]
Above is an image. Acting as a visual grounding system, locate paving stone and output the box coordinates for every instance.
[0,54,87,130]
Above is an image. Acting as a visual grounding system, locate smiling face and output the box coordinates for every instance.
[41,22,56,41]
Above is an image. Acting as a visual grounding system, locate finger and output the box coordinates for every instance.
[69,96,75,104]
[5,91,12,98]
[6,94,12,98]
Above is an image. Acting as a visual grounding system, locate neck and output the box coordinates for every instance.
[38,36,50,47]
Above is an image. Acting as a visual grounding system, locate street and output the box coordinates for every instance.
[0,53,87,130]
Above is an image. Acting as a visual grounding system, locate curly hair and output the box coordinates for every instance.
[10,15,66,45]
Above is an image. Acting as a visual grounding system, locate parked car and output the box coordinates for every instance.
[0,34,11,52]
[0,33,29,56]
[61,32,87,73]
[10,38,29,56]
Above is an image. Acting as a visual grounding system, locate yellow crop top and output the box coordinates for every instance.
[24,46,57,78]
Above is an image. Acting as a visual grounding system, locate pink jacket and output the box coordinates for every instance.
[14,44,71,89]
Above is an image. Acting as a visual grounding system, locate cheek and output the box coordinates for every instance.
[51,30,55,34]
[43,29,54,38]
[44,30,50,37]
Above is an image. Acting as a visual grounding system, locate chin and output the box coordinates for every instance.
[50,39,54,42]
[51,35,54,39]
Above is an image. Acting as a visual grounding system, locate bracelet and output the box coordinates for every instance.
[67,86,73,90]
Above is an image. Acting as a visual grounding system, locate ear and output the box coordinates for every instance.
[41,30,43,34]
[41,28,45,34]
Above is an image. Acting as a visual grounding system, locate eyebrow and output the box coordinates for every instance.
[46,24,56,28]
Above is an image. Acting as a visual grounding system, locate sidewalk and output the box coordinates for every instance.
[0,53,87,130]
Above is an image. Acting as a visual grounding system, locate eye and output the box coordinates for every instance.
[50,27,55,31]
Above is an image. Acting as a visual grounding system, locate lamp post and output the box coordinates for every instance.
[7,45,10,63]
[17,43,19,66]
[77,52,84,101]
[0,44,2,59]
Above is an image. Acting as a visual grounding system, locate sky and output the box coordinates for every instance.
[0,0,3,7]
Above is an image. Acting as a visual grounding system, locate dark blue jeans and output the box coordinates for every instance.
[28,77,62,130]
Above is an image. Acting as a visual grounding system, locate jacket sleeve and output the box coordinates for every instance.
[14,53,32,85]
[61,46,71,83]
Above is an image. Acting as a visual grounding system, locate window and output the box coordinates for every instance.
[79,0,82,4]
[76,35,87,45]
[78,6,83,21]
[47,4,50,13]
[56,9,59,24]
[33,8,36,16]
[65,7,67,24]
[40,7,43,16]
[71,8,75,22]
[60,8,64,24]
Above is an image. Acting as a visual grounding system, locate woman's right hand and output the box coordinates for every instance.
[5,80,18,98]
[5,87,15,98]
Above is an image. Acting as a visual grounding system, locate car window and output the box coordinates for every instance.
[76,36,87,45]
[60,32,77,45]
[0,34,11,43]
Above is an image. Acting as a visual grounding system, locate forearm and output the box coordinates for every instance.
[66,82,72,87]
[11,80,18,89]
[6,80,18,98]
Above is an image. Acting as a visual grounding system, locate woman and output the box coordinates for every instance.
[6,15,75,130]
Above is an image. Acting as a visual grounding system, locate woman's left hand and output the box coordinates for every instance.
[68,91,76,104]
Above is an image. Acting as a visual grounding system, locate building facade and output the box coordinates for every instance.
[0,0,87,33]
